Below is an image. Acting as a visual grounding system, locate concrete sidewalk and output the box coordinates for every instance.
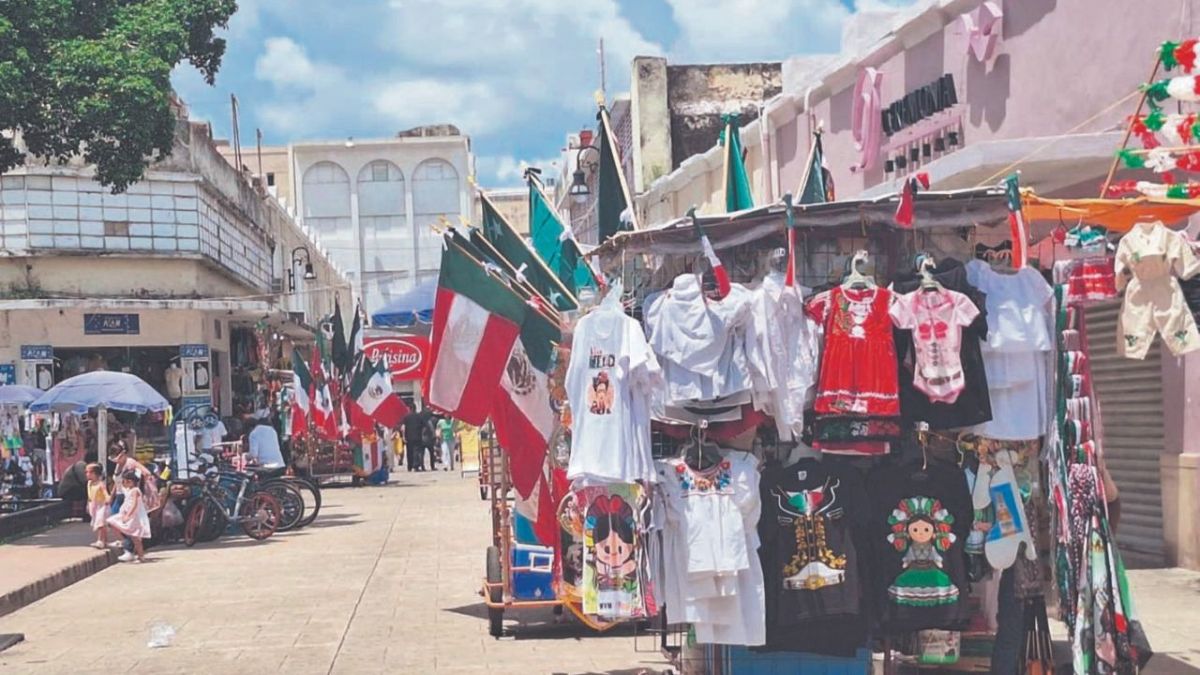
[0,521,118,618]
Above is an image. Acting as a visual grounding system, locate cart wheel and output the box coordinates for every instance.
[486,545,504,638]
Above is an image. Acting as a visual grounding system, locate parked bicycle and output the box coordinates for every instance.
[181,468,282,546]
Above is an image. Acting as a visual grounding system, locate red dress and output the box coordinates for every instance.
[805,286,901,418]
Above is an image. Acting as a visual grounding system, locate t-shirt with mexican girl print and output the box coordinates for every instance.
[566,304,662,484]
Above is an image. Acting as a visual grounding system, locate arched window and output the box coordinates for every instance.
[412,158,461,270]
[301,162,354,273]
[357,160,410,306]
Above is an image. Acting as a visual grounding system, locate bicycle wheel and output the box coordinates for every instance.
[183,499,206,547]
[289,477,322,528]
[240,492,280,540]
[262,481,304,532]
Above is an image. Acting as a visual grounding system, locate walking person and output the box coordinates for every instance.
[108,470,150,563]
[401,407,426,471]
[437,416,456,472]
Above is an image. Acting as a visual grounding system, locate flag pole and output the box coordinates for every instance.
[445,232,562,326]
[478,188,579,307]
[598,105,639,231]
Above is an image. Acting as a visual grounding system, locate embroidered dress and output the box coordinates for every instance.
[889,288,980,404]
[1114,221,1200,359]
[805,286,899,417]
[655,452,764,646]
[108,486,151,539]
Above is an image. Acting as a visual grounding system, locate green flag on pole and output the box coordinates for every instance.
[480,192,577,311]
[528,176,595,294]
[596,105,637,244]
[798,131,833,205]
[722,114,754,212]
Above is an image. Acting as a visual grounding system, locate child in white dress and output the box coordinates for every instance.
[108,470,151,563]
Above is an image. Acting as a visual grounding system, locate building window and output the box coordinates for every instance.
[301,161,353,272]
[412,158,460,269]
[357,160,410,309]
[266,172,275,187]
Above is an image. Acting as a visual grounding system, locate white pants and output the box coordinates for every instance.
[441,440,453,470]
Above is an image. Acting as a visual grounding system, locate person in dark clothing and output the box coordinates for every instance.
[401,408,427,471]
[419,409,438,469]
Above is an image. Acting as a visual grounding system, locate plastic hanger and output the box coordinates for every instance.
[915,253,942,292]
[841,250,876,290]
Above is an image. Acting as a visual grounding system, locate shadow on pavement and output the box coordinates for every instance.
[444,603,657,643]
[1143,654,1200,674]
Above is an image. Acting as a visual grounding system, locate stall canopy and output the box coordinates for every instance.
[29,370,170,415]
[1021,192,1200,231]
[371,277,436,328]
[0,385,44,406]
[590,187,1011,257]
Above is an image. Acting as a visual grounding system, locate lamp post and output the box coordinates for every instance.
[568,144,600,204]
[288,246,318,293]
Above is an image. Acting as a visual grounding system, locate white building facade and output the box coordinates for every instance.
[288,134,474,313]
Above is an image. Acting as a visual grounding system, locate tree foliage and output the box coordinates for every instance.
[0,0,238,192]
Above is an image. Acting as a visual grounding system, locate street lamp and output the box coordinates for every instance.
[288,245,317,292]
[569,144,599,204]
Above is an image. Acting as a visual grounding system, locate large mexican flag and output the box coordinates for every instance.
[425,238,530,426]
[491,305,560,499]
[480,194,577,312]
[528,178,595,295]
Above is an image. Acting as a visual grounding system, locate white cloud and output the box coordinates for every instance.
[254,37,340,91]
[665,0,851,60]
[478,154,562,186]
[372,80,506,135]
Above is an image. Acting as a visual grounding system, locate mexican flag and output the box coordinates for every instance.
[491,307,560,499]
[596,105,637,244]
[528,177,595,294]
[480,193,576,311]
[722,113,754,212]
[310,346,338,440]
[426,236,531,426]
[349,356,409,431]
[290,348,312,437]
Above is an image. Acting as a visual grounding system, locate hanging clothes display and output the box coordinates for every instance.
[891,258,993,429]
[744,272,820,442]
[576,483,655,619]
[565,295,662,484]
[889,287,980,405]
[965,260,1055,441]
[1114,220,1200,359]
[655,450,765,646]
[757,458,871,656]
[869,459,973,632]
[805,286,900,454]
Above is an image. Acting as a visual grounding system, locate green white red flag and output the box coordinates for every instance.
[491,306,559,499]
[310,346,338,440]
[349,355,409,432]
[425,237,530,426]
[290,348,312,437]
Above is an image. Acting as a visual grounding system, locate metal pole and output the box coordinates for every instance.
[97,404,108,469]
[598,37,607,103]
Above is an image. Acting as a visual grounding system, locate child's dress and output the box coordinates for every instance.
[87,482,109,532]
[108,486,151,539]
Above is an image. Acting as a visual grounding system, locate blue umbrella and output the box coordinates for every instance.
[29,370,170,415]
[0,384,44,406]
[372,277,437,328]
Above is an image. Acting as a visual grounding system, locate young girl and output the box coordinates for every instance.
[85,463,110,549]
[108,470,151,563]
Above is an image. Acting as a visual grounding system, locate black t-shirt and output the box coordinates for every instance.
[892,258,993,429]
[757,458,870,656]
[867,459,974,632]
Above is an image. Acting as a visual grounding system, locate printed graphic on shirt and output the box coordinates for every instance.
[580,485,648,619]
[586,348,616,415]
[886,496,960,607]
[772,480,848,590]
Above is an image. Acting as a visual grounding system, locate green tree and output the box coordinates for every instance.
[0,0,238,192]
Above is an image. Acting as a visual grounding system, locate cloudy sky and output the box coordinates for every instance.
[171,0,915,187]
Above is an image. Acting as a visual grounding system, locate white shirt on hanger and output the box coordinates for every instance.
[566,303,662,484]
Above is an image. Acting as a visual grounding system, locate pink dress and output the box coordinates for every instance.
[889,288,980,404]
[109,486,151,539]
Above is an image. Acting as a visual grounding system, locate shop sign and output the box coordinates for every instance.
[20,345,53,361]
[0,364,14,385]
[881,74,958,137]
[84,313,140,335]
[364,336,429,381]
[179,344,209,358]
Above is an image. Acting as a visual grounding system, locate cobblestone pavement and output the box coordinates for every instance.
[0,471,670,675]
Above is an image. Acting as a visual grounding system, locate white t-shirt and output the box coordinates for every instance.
[566,304,662,484]
[965,260,1054,352]
[201,421,227,451]
[248,424,285,468]
[744,274,820,441]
